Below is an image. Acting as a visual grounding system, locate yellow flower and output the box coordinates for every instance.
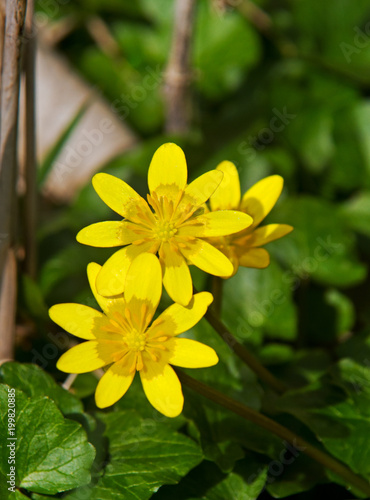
[208,161,293,275]
[50,253,218,418]
[77,143,253,306]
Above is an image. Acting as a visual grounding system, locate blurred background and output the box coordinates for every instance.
[2,0,370,498]
[26,0,370,346]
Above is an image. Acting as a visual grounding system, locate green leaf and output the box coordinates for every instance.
[19,275,49,321]
[200,469,267,500]
[273,196,367,287]
[152,458,267,500]
[340,191,370,237]
[336,330,370,363]
[353,101,370,183]
[326,104,368,192]
[294,108,335,173]
[276,361,370,479]
[324,288,355,337]
[265,452,328,498]
[0,385,95,495]
[15,492,29,499]
[194,2,260,98]
[0,362,83,416]
[67,409,203,500]
[223,262,297,344]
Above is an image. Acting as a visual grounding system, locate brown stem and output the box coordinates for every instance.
[23,0,37,278]
[0,0,27,360]
[0,1,5,94]
[86,16,121,60]
[211,276,224,317]
[164,0,196,134]
[0,250,17,363]
[234,0,272,35]
[178,370,370,497]
[205,306,287,394]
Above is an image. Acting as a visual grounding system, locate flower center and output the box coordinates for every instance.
[155,221,177,242]
[125,330,147,352]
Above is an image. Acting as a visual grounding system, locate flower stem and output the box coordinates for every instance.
[211,276,224,317]
[205,306,287,394]
[178,370,370,497]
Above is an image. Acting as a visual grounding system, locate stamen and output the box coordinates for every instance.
[140,303,149,330]
[124,308,131,322]
[129,353,138,373]
[155,336,168,342]
[147,349,158,362]
[136,352,144,371]
[132,238,150,246]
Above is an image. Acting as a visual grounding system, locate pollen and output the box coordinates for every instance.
[125,330,147,352]
[155,221,178,242]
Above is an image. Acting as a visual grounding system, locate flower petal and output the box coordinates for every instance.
[210,161,241,210]
[148,292,213,337]
[95,355,135,408]
[238,247,270,268]
[124,253,162,325]
[182,170,223,207]
[160,243,193,306]
[87,262,126,317]
[148,143,187,195]
[240,175,283,227]
[167,338,218,368]
[140,361,183,418]
[96,242,157,297]
[181,239,234,277]
[57,340,126,373]
[247,224,293,247]
[179,210,252,237]
[77,221,138,247]
[49,303,118,340]
[92,173,143,218]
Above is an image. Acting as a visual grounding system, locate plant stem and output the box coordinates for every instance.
[164,0,196,134]
[24,0,37,278]
[205,305,287,394]
[211,276,224,317]
[178,370,370,497]
[62,373,78,391]
[0,0,27,362]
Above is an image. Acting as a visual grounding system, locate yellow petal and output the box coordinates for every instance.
[160,243,193,306]
[182,170,223,207]
[181,239,234,277]
[180,210,252,237]
[210,161,241,210]
[140,361,183,418]
[49,304,118,340]
[240,175,283,227]
[92,173,143,218]
[247,224,293,247]
[77,221,138,247]
[238,247,270,268]
[87,262,126,317]
[96,242,157,297]
[95,355,135,408]
[148,292,213,337]
[57,340,126,373]
[148,143,187,196]
[168,338,218,368]
[124,253,162,325]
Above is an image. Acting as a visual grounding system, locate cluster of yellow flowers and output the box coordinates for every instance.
[50,143,292,417]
